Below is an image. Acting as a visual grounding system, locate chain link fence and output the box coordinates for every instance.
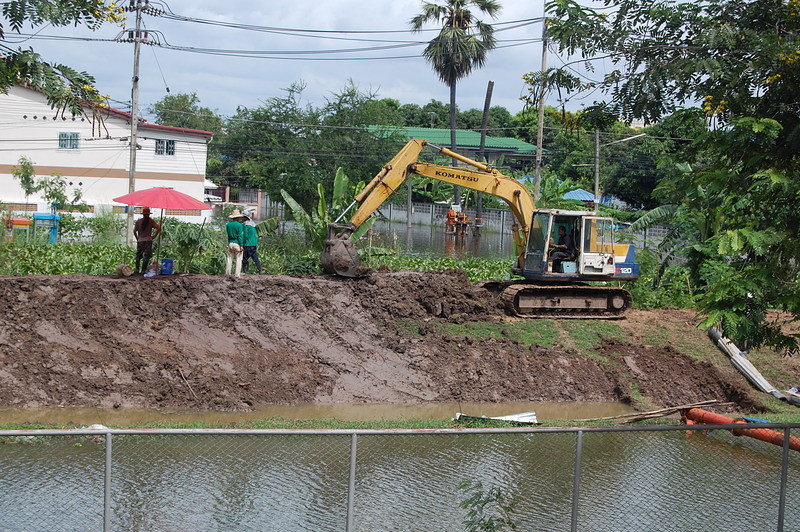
[1,423,798,531]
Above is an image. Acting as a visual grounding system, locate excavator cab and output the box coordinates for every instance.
[517,209,639,282]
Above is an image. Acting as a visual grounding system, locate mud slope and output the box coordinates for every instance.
[0,271,761,411]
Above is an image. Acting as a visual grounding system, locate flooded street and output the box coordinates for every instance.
[370,220,512,259]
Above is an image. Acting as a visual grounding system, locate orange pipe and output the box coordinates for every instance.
[683,408,800,452]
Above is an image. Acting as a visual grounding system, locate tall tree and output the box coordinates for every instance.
[147,92,223,133]
[209,81,405,212]
[209,82,321,207]
[410,0,501,205]
[421,99,450,128]
[542,0,800,354]
[0,1,124,115]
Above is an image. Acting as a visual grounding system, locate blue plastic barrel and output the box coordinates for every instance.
[160,258,174,275]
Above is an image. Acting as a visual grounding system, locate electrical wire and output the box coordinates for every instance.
[153,37,541,61]
[13,32,541,61]
[154,7,543,39]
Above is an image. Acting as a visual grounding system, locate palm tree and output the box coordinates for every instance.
[410,0,501,206]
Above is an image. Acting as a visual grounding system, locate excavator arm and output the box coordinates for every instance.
[322,138,536,276]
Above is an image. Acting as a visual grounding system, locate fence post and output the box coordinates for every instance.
[570,430,583,532]
[777,428,791,531]
[104,432,112,532]
[346,433,358,532]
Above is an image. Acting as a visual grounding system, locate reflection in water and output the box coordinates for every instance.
[1,429,796,531]
[0,402,634,427]
[372,220,511,260]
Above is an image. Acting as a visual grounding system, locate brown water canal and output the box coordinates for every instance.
[0,401,634,426]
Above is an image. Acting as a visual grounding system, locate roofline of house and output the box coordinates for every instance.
[15,83,214,138]
[101,106,214,137]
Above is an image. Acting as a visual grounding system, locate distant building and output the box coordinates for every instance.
[368,126,540,169]
[0,85,213,217]
[563,187,628,209]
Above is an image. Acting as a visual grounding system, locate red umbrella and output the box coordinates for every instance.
[114,187,212,273]
[113,187,212,210]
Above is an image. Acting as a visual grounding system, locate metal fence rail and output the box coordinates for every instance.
[1,424,797,531]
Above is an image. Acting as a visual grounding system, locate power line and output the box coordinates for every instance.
[153,4,542,38]
[13,32,541,61]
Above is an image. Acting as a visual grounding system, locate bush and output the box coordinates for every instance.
[0,242,133,275]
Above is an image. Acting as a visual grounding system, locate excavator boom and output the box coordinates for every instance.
[322,139,534,276]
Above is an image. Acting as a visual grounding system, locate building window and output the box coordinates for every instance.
[58,132,80,150]
[155,139,176,156]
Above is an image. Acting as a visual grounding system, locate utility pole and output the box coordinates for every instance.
[593,129,600,214]
[126,0,145,246]
[533,18,547,202]
[476,80,494,234]
[594,132,646,214]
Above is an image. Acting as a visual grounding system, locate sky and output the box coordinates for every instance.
[5,0,571,122]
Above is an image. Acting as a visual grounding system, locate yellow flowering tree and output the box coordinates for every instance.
[0,1,125,115]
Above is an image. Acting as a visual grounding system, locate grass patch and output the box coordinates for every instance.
[392,320,422,338]
[623,381,652,411]
[641,324,670,347]
[504,320,559,348]
[563,321,627,353]
[435,320,560,348]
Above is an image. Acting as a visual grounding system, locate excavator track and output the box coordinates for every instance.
[485,282,632,319]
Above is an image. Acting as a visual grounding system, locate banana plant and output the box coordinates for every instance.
[255,217,281,238]
[280,167,375,250]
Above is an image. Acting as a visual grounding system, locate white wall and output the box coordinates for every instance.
[0,85,210,216]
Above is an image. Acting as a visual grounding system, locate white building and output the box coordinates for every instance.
[0,85,212,217]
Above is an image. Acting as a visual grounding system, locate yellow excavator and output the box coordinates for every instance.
[322,139,640,318]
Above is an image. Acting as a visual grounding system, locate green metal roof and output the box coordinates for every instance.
[368,126,537,155]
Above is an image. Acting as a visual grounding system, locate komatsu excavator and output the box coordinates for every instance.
[322,139,640,318]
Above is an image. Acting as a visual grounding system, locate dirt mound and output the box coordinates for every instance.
[0,271,762,412]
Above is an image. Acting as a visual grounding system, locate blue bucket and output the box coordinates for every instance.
[160,258,174,275]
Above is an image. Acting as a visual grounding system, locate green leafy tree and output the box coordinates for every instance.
[535,171,583,209]
[209,81,322,208]
[410,0,502,206]
[280,167,374,251]
[37,172,87,213]
[11,155,37,206]
[0,1,124,114]
[603,110,706,209]
[159,218,220,273]
[400,103,425,126]
[11,156,87,213]
[210,81,405,212]
[486,106,513,136]
[421,99,451,128]
[542,0,800,352]
[147,92,223,133]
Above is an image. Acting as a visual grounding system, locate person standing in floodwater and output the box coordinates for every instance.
[133,207,161,274]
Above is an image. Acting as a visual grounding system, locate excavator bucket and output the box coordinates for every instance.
[321,224,364,277]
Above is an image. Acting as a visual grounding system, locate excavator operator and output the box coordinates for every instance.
[549,225,576,272]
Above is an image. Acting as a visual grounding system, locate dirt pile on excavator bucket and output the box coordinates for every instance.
[321,223,368,277]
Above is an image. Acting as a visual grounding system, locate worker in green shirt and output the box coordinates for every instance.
[225,209,245,277]
[241,213,263,274]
